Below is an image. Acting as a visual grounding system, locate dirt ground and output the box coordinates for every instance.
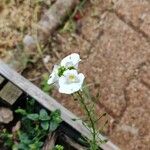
[0,0,150,150]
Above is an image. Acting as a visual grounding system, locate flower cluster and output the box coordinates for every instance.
[47,53,85,94]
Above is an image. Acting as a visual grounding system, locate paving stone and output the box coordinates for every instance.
[126,80,150,112]
[109,60,150,150]
[110,106,150,150]
[0,82,22,105]
[79,0,112,42]
[80,13,150,117]
[114,0,150,38]
[138,61,150,87]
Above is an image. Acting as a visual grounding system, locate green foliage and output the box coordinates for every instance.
[49,110,62,132]
[68,66,76,70]
[53,145,64,150]
[39,109,50,120]
[0,99,62,150]
[60,20,76,33]
[27,113,39,121]
[57,66,76,77]
[58,66,67,77]
[0,129,13,147]
[72,83,108,150]
[41,73,53,94]
[60,0,87,33]
[15,109,27,116]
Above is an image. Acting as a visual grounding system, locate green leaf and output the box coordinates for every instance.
[53,145,64,150]
[19,132,30,144]
[51,109,62,124]
[12,144,19,150]
[26,98,36,113]
[15,109,27,115]
[60,20,76,33]
[49,110,62,132]
[39,109,50,121]
[49,121,59,132]
[29,141,43,150]
[27,114,39,121]
[41,121,49,130]
[68,66,75,70]
[41,73,53,94]
[58,66,66,77]
[17,143,29,150]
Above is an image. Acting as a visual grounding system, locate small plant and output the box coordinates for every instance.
[41,73,54,94]
[60,0,87,33]
[53,144,64,150]
[48,53,108,150]
[0,98,62,150]
[0,129,13,148]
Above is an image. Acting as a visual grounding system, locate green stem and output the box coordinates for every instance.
[77,91,97,150]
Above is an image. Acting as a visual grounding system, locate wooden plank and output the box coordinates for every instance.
[0,60,120,150]
[0,75,5,85]
[62,134,87,150]
[0,82,23,105]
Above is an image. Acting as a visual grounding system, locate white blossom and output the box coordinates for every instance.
[47,65,59,86]
[58,70,85,94]
[61,53,81,69]
[47,53,84,94]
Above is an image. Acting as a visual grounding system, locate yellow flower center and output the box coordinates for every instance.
[69,75,75,81]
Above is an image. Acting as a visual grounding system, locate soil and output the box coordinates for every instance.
[0,0,55,71]
[0,0,150,150]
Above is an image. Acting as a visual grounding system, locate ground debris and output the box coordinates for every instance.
[0,107,13,124]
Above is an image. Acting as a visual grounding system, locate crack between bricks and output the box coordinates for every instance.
[94,60,150,133]
[81,29,104,60]
[141,79,150,89]
[114,11,150,43]
[114,61,150,125]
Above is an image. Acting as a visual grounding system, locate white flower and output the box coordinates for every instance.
[47,53,85,94]
[47,65,59,86]
[61,53,81,69]
[58,70,85,94]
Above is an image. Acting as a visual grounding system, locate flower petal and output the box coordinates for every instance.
[47,72,55,85]
[58,71,85,94]
[63,69,78,77]
[47,65,59,85]
[61,53,81,68]
[59,83,82,94]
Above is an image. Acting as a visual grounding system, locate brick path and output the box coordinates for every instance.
[49,0,150,149]
[1,0,150,149]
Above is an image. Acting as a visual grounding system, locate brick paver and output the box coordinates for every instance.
[110,61,150,150]
[80,12,150,117]
[50,2,150,148]
[114,0,150,38]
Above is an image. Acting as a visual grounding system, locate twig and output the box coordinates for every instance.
[42,133,57,150]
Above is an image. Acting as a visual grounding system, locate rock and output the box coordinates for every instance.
[0,107,13,124]
[23,35,36,48]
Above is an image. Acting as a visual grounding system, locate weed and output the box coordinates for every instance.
[53,145,64,150]
[0,98,62,150]
[60,0,87,33]
[41,73,54,94]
